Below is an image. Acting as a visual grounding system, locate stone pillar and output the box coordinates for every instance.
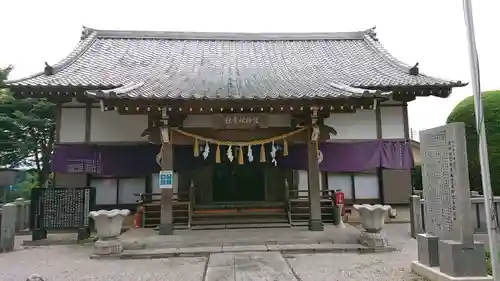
[307,140,323,231]
[24,200,30,230]
[409,195,424,238]
[15,198,25,232]
[417,233,440,267]
[0,203,16,252]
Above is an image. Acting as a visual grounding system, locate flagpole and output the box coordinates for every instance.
[462,0,500,278]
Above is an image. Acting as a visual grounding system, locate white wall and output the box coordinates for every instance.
[326,172,380,200]
[380,106,405,139]
[353,173,379,199]
[92,178,117,205]
[90,109,148,142]
[324,110,377,140]
[327,174,353,199]
[58,105,405,143]
[296,170,323,191]
[91,177,146,205]
[60,108,86,142]
[323,105,405,140]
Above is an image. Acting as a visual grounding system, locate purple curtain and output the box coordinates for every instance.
[52,145,102,174]
[52,144,160,177]
[380,141,414,170]
[52,140,414,176]
[280,141,413,172]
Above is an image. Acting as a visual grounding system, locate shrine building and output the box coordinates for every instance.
[4,27,464,233]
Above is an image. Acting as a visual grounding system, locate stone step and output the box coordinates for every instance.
[191,217,289,226]
[191,222,291,230]
[192,211,287,218]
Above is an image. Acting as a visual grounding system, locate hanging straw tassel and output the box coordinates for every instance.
[238,146,244,165]
[283,138,289,156]
[194,138,199,157]
[260,144,266,162]
[315,141,319,159]
[215,144,221,163]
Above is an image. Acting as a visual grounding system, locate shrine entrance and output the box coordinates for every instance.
[212,161,265,202]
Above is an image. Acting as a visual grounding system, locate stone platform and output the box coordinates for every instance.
[411,261,493,281]
[120,224,364,250]
[91,242,396,260]
[91,224,397,259]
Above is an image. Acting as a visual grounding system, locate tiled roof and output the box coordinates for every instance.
[5,27,464,100]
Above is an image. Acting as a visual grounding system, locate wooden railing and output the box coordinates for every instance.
[286,189,335,226]
[135,192,192,229]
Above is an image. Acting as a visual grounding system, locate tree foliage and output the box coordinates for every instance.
[411,165,423,190]
[446,90,500,195]
[0,67,56,185]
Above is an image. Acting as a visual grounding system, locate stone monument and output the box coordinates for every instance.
[0,203,16,252]
[411,123,491,281]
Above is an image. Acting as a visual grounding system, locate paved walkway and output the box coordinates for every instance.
[4,224,424,281]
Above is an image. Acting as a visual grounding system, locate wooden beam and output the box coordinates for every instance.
[402,102,410,139]
[375,101,382,139]
[375,101,385,204]
[85,102,92,143]
[104,100,375,115]
[55,104,62,143]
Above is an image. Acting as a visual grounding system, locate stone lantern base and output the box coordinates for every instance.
[94,238,123,255]
[359,231,388,247]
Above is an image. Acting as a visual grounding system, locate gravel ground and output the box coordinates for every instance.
[1,224,425,281]
[286,224,426,281]
[0,245,206,281]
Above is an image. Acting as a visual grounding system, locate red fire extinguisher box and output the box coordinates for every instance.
[335,190,345,215]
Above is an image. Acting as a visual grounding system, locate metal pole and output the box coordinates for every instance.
[462,0,500,278]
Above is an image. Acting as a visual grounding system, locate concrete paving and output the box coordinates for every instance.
[2,224,426,281]
[205,252,296,281]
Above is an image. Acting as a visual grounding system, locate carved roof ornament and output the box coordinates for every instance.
[80,26,93,41]
[409,62,420,76]
[366,26,377,41]
[43,62,53,76]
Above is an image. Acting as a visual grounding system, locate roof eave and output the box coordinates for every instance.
[3,31,98,86]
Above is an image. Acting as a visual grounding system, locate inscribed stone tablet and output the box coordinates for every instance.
[419,123,473,244]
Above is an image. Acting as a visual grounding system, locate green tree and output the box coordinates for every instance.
[0,66,56,185]
[411,165,423,190]
[446,90,500,194]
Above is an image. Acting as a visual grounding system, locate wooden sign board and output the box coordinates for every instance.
[213,114,269,129]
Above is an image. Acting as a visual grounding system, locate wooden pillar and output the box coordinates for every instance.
[307,107,324,231]
[307,140,323,231]
[159,143,174,235]
[375,101,385,204]
[159,109,174,235]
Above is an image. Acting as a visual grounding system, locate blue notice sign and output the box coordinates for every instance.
[159,170,173,189]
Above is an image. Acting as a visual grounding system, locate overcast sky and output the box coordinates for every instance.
[1,0,499,134]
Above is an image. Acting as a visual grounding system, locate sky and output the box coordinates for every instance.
[1,0,499,134]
